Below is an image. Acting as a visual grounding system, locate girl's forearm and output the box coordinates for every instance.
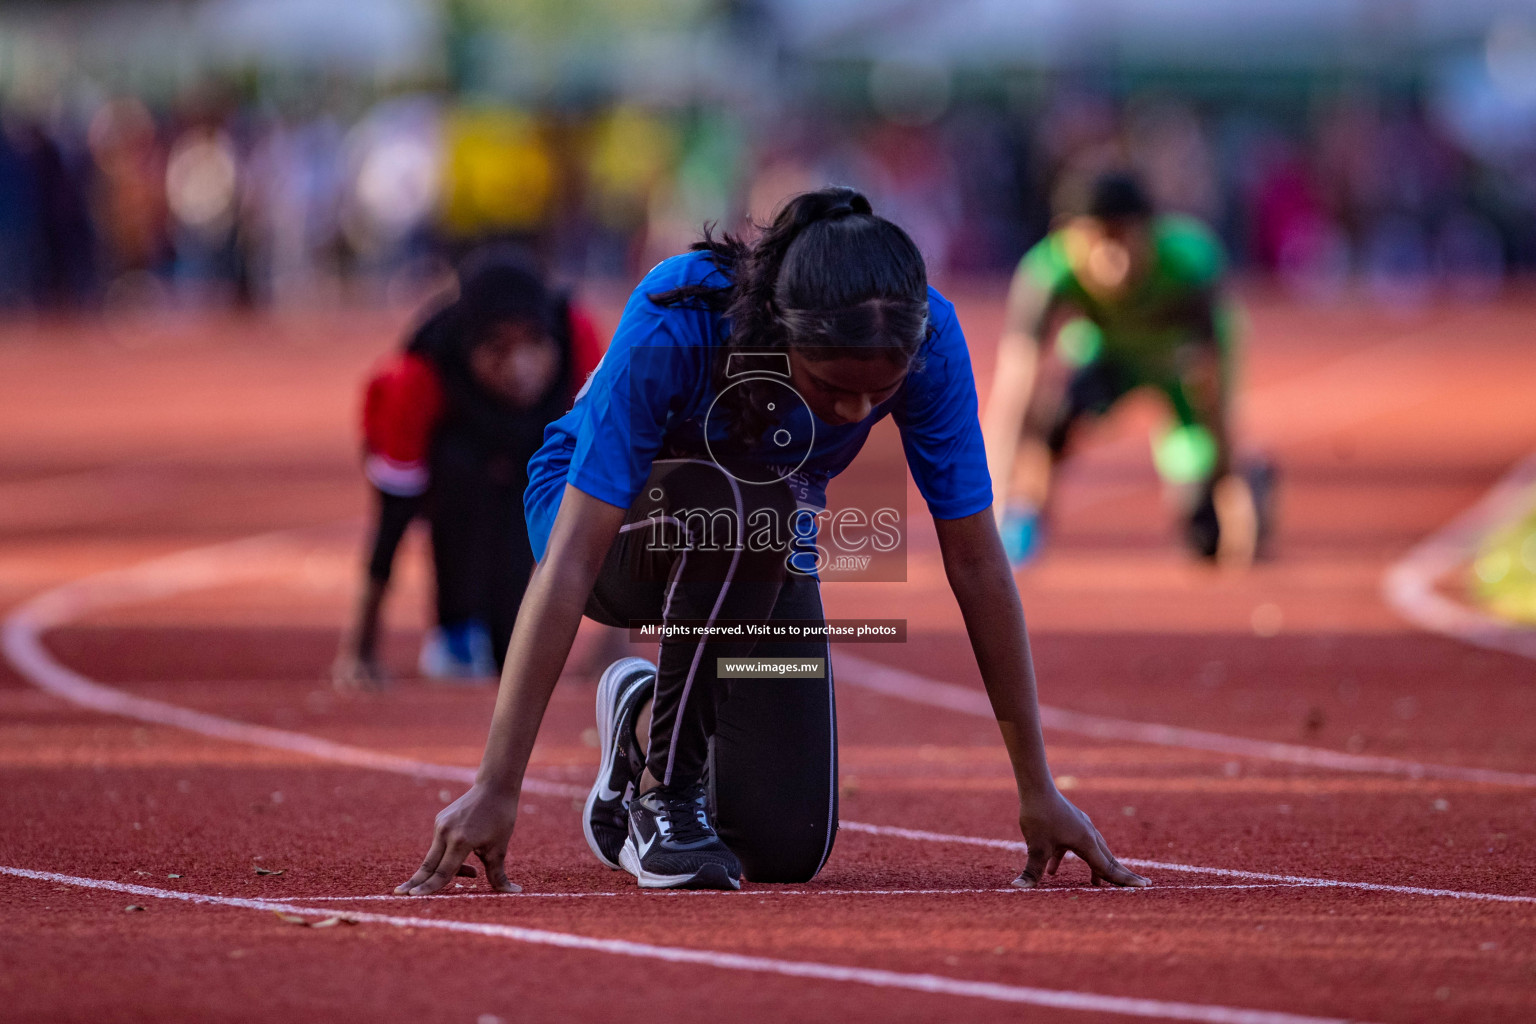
[473,558,594,795]
[984,275,1050,515]
[341,576,387,660]
[474,486,627,797]
[935,514,1056,797]
[963,577,1054,796]
[980,333,1038,516]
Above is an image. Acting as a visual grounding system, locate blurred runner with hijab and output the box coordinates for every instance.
[334,248,603,686]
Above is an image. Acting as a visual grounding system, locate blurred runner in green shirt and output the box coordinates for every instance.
[983,172,1270,566]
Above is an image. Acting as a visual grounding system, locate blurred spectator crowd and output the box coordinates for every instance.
[1,80,1531,311]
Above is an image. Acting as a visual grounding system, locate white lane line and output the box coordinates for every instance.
[278,882,1328,901]
[839,822,1536,905]
[4,527,1529,905]
[0,866,1371,1024]
[835,653,1536,787]
[1383,450,1536,660]
[0,531,580,800]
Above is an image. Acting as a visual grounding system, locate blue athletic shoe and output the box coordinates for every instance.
[418,621,496,681]
[1000,504,1044,567]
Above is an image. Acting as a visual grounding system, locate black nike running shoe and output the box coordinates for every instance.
[620,782,741,890]
[582,657,654,870]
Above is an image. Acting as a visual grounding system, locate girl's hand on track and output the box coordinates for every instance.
[395,783,522,895]
[1013,789,1150,889]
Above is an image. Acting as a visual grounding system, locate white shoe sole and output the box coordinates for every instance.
[618,836,741,891]
[1213,474,1259,568]
[582,657,655,870]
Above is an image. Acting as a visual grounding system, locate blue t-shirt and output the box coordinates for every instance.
[524,251,993,560]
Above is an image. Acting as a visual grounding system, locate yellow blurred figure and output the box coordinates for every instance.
[586,106,678,234]
[440,107,555,239]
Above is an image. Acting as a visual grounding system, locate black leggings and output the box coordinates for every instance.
[427,442,533,669]
[364,445,535,672]
[584,459,839,883]
[366,490,422,585]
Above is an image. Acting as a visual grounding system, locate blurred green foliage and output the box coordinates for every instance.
[449,0,715,39]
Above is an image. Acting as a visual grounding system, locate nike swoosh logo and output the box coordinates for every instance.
[636,833,657,858]
[596,779,623,802]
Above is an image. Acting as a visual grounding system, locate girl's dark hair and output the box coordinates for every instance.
[650,186,930,444]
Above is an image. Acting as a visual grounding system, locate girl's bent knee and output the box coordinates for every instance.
[737,832,836,885]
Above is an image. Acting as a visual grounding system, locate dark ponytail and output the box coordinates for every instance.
[650,186,930,444]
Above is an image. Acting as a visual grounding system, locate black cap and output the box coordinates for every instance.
[1087,172,1154,221]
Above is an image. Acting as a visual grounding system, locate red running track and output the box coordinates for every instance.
[2,293,1535,1023]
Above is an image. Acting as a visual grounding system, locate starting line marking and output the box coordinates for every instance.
[0,865,1374,1024]
[275,882,1331,901]
[3,527,1533,907]
[839,822,1536,905]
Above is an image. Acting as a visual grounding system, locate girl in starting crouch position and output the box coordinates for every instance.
[397,187,1149,892]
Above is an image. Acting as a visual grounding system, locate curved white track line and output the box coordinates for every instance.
[0,531,578,799]
[12,525,1529,792]
[1382,451,1536,660]
[0,866,1375,1024]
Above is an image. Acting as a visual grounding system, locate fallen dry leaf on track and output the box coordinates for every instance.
[125,905,145,912]
[273,912,357,929]
[254,867,285,876]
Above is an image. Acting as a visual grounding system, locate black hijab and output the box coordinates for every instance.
[406,250,574,461]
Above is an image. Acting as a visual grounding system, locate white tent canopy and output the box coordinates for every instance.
[197,0,439,74]
[773,0,1536,68]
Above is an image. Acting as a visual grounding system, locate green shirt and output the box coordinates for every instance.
[1019,215,1229,381]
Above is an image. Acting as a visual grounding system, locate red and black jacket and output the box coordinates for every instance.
[361,296,603,496]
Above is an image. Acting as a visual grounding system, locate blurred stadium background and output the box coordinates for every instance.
[4,6,1536,1020]
[1,0,1534,311]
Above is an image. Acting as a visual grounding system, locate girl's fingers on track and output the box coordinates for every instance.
[1046,852,1064,876]
[478,847,521,894]
[395,833,448,893]
[408,840,471,895]
[1087,834,1150,888]
[1075,837,1114,887]
[1012,843,1055,888]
